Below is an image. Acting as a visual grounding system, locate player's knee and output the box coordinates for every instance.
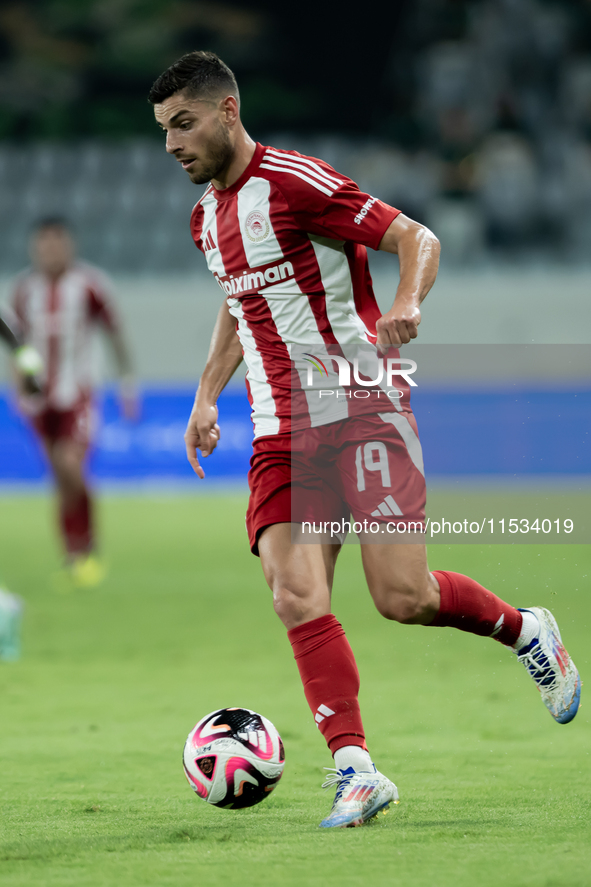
[52,454,84,492]
[271,579,329,630]
[272,582,306,623]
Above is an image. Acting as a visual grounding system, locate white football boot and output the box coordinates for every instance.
[319,765,399,828]
[515,607,581,724]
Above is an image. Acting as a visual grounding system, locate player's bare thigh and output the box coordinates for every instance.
[258,522,341,630]
[360,541,440,625]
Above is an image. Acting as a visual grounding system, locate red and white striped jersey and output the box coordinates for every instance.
[191,142,405,438]
[12,262,117,410]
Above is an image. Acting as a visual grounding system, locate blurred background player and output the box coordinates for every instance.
[11,218,137,587]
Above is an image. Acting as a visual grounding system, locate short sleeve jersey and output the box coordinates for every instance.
[191,142,408,438]
[13,262,117,410]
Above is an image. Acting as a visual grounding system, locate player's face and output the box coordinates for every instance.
[31,227,74,277]
[154,91,234,185]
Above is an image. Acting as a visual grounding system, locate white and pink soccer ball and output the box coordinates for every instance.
[183,708,285,809]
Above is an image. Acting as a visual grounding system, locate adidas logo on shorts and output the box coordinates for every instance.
[371,495,402,517]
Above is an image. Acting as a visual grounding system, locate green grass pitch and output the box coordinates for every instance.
[0,492,589,887]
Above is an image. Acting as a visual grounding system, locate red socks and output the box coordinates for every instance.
[431,570,522,647]
[287,576,522,757]
[60,489,93,555]
[287,614,366,753]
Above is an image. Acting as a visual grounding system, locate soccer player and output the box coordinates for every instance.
[149,52,581,828]
[12,218,137,587]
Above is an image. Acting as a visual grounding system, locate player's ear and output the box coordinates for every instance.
[221,95,240,126]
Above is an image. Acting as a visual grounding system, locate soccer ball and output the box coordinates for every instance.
[183,707,285,809]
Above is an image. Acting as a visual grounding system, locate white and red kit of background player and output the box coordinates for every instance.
[12,262,118,445]
[191,143,524,756]
[12,262,118,555]
[191,142,426,552]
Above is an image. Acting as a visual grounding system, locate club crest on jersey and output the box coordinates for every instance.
[245,211,270,243]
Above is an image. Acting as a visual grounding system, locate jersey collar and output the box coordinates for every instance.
[211,142,265,202]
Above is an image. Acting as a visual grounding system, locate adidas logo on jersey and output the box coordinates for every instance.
[203,230,216,251]
[214,260,295,297]
[371,495,403,517]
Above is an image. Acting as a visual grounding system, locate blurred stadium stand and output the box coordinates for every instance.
[1,126,591,275]
[0,140,203,274]
[1,0,591,270]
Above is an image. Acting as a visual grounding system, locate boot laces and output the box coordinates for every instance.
[517,642,559,690]
[321,768,355,803]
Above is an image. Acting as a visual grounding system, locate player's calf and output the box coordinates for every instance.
[365,573,440,624]
[429,570,523,646]
[371,584,440,624]
[362,543,440,624]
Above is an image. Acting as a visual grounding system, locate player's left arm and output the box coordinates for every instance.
[284,168,439,346]
[376,213,440,347]
[105,325,139,420]
[90,282,139,420]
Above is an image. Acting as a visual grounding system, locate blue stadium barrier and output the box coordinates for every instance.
[0,385,589,484]
[413,387,590,476]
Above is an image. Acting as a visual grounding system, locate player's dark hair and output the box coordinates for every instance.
[33,216,71,232]
[148,51,239,106]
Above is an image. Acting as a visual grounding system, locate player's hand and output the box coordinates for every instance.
[119,376,140,421]
[184,401,220,479]
[21,374,42,395]
[376,304,421,349]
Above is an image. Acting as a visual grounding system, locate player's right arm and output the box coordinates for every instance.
[0,311,20,350]
[185,300,243,478]
[1,307,43,394]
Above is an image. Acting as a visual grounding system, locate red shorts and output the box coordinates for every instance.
[246,411,426,555]
[32,398,94,447]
